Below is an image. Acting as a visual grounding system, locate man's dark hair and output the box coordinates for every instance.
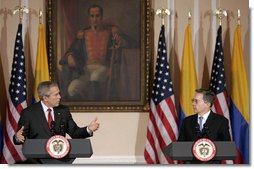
[88,4,103,16]
[195,88,215,107]
[37,81,58,100]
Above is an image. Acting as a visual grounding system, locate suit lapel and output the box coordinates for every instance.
[191,114,198,132]
[35,102,51,136]
[204,111,215,128]
[53,107,62,128]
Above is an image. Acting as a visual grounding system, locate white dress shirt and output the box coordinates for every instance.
[40,101,55,121]
[198,110,210,129]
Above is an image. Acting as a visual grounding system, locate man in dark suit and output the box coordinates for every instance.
[178,88,230,163]
[13,81,99,163]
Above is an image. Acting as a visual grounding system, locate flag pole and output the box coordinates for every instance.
[156,8,170,26]
[13,5,29,23]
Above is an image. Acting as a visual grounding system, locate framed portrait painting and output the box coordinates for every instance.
[46,0,151,111]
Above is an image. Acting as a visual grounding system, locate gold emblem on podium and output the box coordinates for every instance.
[192,138,216,162]
[46,135,70,159]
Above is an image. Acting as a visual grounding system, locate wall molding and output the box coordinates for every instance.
[73,155,146,164]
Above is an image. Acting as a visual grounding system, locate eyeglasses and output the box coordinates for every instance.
[191,98,203,104]
[191,98,209,105]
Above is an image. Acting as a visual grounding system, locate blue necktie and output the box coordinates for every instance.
[199,116,203,131]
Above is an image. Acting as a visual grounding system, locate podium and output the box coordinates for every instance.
[163,141,237,163]
[22,139,93,164]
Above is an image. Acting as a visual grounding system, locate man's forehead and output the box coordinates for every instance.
[49,86,59,92]
[90,8,101,14]
[194,93,203,99]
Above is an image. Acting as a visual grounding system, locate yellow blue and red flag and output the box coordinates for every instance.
[33,23,50,102]
[179,24,198,127]
[230,25,249,164]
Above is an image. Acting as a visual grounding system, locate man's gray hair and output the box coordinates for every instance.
[37,81,58,100]
[195,88,215,107]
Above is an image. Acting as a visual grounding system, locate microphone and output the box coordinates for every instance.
[59,119,66,136]
[195,123,201,139]
[203,124,210,139]
[50,121,56,136]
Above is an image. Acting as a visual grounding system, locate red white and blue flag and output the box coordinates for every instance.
[209,26,232,128]
[144,25,178,164]
[209,26,233,164]
[1,24,27,164]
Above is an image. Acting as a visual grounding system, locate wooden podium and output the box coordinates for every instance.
[22,139,93,164]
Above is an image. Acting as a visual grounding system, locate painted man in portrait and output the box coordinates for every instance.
[59,4,129,101]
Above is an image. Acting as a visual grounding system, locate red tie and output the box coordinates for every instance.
[47,108,53,128]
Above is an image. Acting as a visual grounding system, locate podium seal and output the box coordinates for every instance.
[192,138,216,162]
[46,135,70,159]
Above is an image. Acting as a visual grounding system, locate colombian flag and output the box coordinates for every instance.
[33,23,50,102]
[230,25,249,164]
[179,24,198,127]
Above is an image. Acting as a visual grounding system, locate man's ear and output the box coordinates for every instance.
[205,101,211,107]
[42,95,48,102]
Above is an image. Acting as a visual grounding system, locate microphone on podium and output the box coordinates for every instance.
[195,123,201,139]
[59,119,66,136]
[50,121,56,136]
[203,124,210,139]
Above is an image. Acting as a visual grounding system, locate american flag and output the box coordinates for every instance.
[1,24,27,164]
[209,26,232,164]
[209,26,231,125]
[144,25,178,164]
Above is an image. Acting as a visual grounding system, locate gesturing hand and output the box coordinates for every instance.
[88,117,100,132]
[16,126,25,143]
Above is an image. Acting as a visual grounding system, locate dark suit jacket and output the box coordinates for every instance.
[13,102,91,145]
[178,111,231,142]
[177,111,231,164]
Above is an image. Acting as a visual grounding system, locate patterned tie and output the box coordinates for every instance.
[199,116,203,131]
[47,108,53,128]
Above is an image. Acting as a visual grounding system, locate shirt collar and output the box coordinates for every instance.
[40,101,52,112]
[198,110,211,122]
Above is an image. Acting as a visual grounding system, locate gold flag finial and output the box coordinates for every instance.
[237,9,241,25]
[39,8,43,24]
[13,6,29,23]
[156,8,170,25]
[188,11,191,24]
[214,8,227,26]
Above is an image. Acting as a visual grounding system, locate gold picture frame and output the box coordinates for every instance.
[46,0,151,112]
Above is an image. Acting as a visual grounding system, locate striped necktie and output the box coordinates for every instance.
[199,116,203,131]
